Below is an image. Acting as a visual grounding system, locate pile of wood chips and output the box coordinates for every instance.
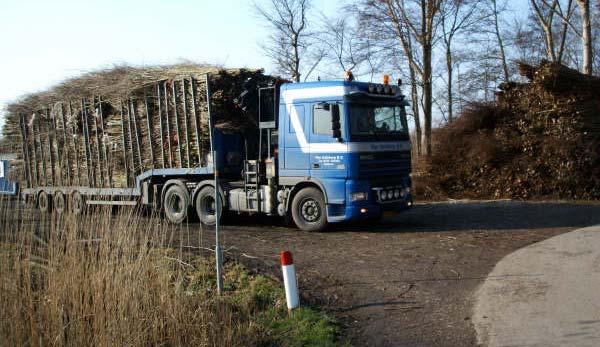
[416,61,600,200]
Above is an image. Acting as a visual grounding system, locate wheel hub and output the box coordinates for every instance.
[301,199,320,222]
[203,196,215,214]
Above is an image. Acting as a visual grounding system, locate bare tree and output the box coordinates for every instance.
[383,0,443,156]
[320,16,366,73]
[491,0,510,82]
[530,0,575,63]
[353,1,424,155]
[255,0,319,82]
[576,0,593,75]
[440,0,484,123]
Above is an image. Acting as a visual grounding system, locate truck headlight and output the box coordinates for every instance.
[380,191,387,200]
[351,192,368,201]
[394,189,400,198]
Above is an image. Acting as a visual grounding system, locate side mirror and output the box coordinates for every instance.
[316,102,330,111]
[331,104,341,139]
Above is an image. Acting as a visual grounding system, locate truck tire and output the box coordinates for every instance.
[70,191,85,215]
[195,186,222,226]
[163,184,190,224]
[291,187,328,232]
[54,192,66,214]
[38,191,52,213]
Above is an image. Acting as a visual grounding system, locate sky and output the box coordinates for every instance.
[0,0,529,132]
[0,0,341,130]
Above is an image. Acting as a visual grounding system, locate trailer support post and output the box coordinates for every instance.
[190,77,202,166]
[163,82,173,167]
[156,83,166,168]
[181,78,191,167]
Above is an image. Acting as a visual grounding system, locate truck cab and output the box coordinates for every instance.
[259,79,413,231]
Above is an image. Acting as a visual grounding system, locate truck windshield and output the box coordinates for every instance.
[348,103,409,141]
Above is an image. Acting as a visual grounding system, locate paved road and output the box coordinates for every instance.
[193,200,600,346]
[473,225,600,347]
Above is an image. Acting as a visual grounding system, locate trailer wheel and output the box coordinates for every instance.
[54,192,66,214]
[195,186,222,226]
[163,184,190,224]
[291,187,328,232]
[38,191,52,213]
[70,191,85,215]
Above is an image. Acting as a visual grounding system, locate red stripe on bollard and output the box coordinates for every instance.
[280,251,293,266]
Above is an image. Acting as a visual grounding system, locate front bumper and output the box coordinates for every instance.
[326,193,413,222]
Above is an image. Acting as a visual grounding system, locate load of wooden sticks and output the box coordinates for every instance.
[2,64,278,188]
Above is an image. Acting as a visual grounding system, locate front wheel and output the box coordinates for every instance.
[195,186,222,226]
[291,187,328,232]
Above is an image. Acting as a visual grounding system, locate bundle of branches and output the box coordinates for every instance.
[2,64,279,189]
[417,61,600,200]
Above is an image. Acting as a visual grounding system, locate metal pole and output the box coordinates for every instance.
[172,81,183,166]
[205,73,222,294]
[163,82,173,167]
[181,78,191,167]
[156,83,166,168]
[143,93,155,169]
[189,77,202,166]
[214,150,223,295]
[119,101,130,186]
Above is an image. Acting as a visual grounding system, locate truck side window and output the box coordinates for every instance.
[313,104,332,135]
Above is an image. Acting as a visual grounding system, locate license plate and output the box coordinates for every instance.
[383,211,399,217]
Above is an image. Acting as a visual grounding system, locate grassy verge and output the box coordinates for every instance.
[0,200,339,346]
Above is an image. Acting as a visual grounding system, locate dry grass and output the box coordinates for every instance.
[0,197,338,347]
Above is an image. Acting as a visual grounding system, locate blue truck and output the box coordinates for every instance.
[19,73,412,231]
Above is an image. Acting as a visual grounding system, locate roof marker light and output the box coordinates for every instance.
[345,70,355,82]
[383,74,390,85]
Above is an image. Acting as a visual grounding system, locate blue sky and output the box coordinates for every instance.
[0,0,341,129]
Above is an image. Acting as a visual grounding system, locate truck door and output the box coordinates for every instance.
[282,103,310,176]
[308,102,347,179]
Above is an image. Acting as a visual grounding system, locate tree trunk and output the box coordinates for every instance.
[423,42,433,156]
[577,0,593,75]
[410,65,422,156]
[492,0,510,82]
[446,46,453,123]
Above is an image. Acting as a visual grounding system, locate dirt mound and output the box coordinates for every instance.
[417,61,600,200]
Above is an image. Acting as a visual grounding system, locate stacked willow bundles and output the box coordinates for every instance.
[2,64,278,189]
[417,60,600,200]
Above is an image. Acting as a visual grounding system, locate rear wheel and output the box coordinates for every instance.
[38,191,52,213]
[195,186,222,226]
[163,184,190,224]
[54,192,66,214]
[70,191,85,215]
[291,187,328,232]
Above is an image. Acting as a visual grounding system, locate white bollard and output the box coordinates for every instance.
[280,251,299,310]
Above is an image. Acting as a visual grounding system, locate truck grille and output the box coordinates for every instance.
[358,151,411,177]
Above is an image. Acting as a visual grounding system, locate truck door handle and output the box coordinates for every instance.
[313,163,320,168]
